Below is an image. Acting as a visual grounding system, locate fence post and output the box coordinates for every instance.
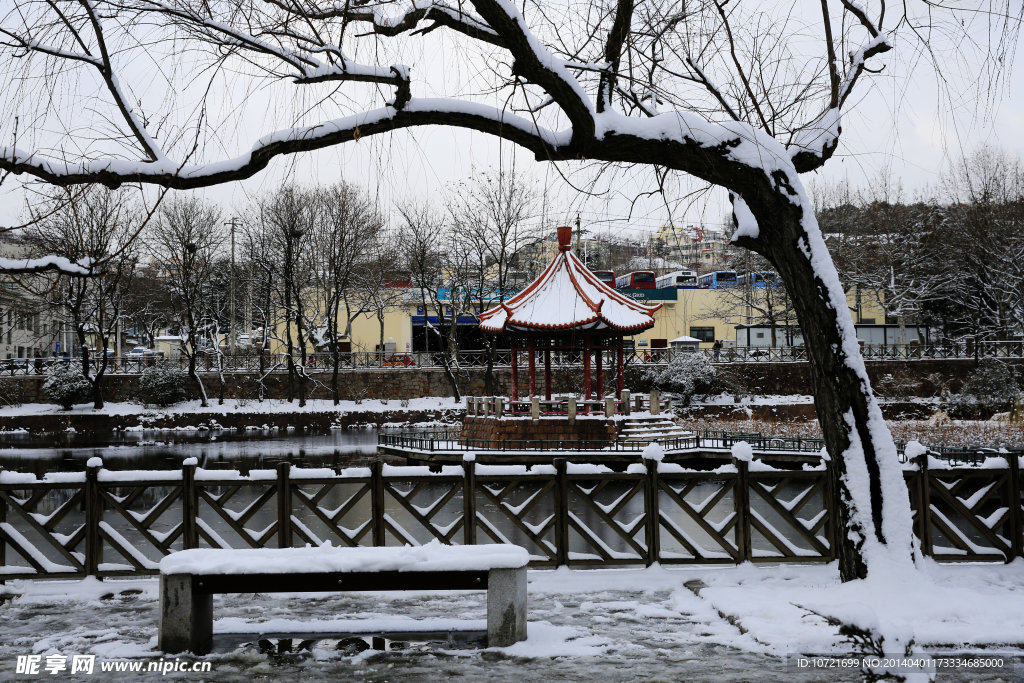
[277,462,293,548]
[0,465,5,584]
[371,460,386,547]
[567,398,576,425]
[1007,452,1023,560]
[604,397,614,417]
[732,456,751,563]
[463,457,476,546]
[85,458,102,577]
[823,457,837,561]
[916,452,933,557]
[553,458,569,567]
[531,397,540,423]
[649,390,660,415]
[621,390,631,416]
[644,458,660,566]
[182,461,198,549]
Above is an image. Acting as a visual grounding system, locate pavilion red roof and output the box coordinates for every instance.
[479,227,660,334]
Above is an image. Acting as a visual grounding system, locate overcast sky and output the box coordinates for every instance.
[1,4,1021,238]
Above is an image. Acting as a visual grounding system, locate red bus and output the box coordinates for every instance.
[384,270,412,288]
[592,270,615,288]
[615,271,656,289]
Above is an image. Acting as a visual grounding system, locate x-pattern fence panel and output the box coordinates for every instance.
[2,454,1023,581]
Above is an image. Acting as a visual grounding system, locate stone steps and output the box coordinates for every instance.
[618,417,689,443]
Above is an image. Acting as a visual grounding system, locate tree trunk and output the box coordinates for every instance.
[734,177,915,582]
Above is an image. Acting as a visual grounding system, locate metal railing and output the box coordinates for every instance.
[380,427,1024,466]
[4,339,1023,377]
[1,452,1020,582]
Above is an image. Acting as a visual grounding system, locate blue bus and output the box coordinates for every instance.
[738,271,777,289]
[697,271,737,289]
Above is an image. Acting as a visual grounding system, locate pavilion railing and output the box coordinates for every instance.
[465,391,672,419]
[2,452,1020,581]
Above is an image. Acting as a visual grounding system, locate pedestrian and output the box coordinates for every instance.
[712,339,722,361]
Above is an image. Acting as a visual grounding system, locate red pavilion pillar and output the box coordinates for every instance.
[510,337,519,401]
[582,333,591,412]
[528,336,536,397]
[616,336,625,396]
[596,338,603,400]
[544,342,552,401]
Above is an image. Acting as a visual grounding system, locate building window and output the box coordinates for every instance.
[756,332,765,339]
[689,326,716,343]
[860,318,876,325]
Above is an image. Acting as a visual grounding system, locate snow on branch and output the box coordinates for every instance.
[0,255,96,275]
[0,99,565,188]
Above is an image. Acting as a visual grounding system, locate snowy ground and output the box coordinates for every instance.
[0,398,463,418]
[2,561,1022,681]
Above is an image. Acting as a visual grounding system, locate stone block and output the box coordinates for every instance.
[487,567,528,647]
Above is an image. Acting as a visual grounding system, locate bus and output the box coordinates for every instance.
[656,270,698,289]
[738,271,777,289]
[592,270,616,288]
[696,271,737,289]
[615,271,656,289]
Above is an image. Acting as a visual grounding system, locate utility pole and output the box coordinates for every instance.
[575,214,581,258]
[225,217,239,355]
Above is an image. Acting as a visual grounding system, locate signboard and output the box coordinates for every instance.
[617,288,678,303]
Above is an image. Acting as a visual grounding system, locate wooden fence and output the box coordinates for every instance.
[1,453,1021,581]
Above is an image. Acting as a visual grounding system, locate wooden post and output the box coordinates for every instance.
[645,458,660,566]
[732,457,751,563]
[510,338,519,401]
[604,397,614,417]
[544,345,552,401]
[553,458,569,567]
[1007,452,1022,560]
[85,460,102,577]
[463,459,477,546]
[616,336,624,396]
[621,390,631,416]
[823,457,837,561]
[182,461,198,550]
[567,397,576,425]
[277,462,293,548]
[0,466,5,584]
[596,341,603,399]
[582,334,592,410]
[916,452,933,558]
[528,336,536,398]
[371,460,386,547]
[531,396,540,422]
[650,389,660,415]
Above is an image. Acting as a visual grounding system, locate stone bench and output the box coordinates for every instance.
[157,543,529,654]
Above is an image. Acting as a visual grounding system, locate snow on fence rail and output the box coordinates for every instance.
[1,453,1021,581]
[4,340,1022,378]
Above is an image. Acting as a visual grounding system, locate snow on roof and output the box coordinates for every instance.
[480,226,660,334]
[671,336,701,343]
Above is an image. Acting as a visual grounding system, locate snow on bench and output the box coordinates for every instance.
[158,542,529,654]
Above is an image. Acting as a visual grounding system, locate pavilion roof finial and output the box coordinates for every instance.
[556,225,572,252]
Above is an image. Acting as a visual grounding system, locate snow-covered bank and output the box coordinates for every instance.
[2,563,1022,666]
[0,397,464,418]
[0,398,466,434]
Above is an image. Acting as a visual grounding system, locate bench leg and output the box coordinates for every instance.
[486,567,527,647]
[159,574,213,655]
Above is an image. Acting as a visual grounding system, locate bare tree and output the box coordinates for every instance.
[446,168,538,393]
[307,182,380,403]
[28,187,142,408]
[149,196,225,407]
[2,0,1021,580]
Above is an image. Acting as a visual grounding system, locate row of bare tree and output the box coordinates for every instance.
[815,146,1024,344]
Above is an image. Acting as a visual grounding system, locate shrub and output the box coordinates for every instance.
[645,352,718,406]
[43,362,92,410]
[138,362,189,406]
[949,359,1020,417]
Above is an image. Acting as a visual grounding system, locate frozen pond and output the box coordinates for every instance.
[0,428,388,475]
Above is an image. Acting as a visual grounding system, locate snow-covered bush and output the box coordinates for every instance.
[645,353,718,406]
[949,359,1020,417]
[138,362,188,406]
[43,362,91,410]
